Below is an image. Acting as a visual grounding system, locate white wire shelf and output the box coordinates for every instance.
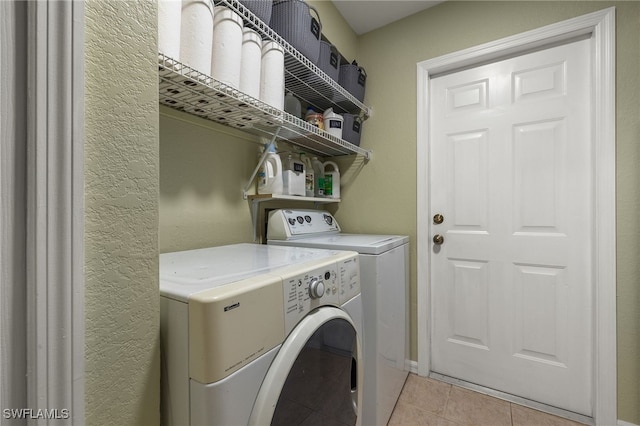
[158,54,372,159]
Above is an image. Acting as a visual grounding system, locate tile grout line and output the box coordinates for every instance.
[441,382,453,423]
[510,402,514,426]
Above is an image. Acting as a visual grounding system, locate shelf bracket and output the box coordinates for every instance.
[251,198,261,242]
[242,127,282,200]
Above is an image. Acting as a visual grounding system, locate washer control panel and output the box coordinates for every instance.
[268,209,340,239]
[281,252,360,336]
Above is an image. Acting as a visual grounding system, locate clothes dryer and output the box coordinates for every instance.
[160,243,363,426]
[267,209,410,426]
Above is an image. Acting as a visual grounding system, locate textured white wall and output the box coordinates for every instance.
[84,0,160,424]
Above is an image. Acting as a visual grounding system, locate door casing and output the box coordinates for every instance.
[416,8,616,425]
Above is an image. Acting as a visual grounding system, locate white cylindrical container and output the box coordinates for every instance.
[211,6,243,89]
[239,28,262,98]
[260,41,285,110]
[158,0,181,60]
[180,0,214,75]
[323,108,344,139]
[323,161,340,199]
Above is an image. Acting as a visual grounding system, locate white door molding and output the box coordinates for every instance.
[26,1,85,423]
[416,8,616,425]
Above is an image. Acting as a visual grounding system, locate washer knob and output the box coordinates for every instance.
[309,278,325,299]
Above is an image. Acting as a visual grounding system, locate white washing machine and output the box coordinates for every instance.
[160,243,363,426]
[267,209,409,426]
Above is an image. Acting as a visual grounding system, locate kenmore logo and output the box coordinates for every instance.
[224,302,240,312]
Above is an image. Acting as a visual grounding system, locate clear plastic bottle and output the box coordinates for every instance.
[311,157,325,197]
[284,91,302,118]
[305,107,324,130]
[301,154,314,197]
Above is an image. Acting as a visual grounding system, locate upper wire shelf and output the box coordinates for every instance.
[219,0,371,119]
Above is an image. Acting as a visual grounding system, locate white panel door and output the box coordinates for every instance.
[429,38,592,415]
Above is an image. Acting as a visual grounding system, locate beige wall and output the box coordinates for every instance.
[347,1,639,423]
[159,109,260,252]
[308,0,359,61]
[85,0,160,424]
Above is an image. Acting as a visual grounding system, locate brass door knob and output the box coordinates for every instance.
[433,234,444,245]
[433,214,444,224]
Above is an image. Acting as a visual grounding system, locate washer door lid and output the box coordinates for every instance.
[249,307,363,425]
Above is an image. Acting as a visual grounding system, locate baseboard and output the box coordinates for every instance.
[407,361,637,426]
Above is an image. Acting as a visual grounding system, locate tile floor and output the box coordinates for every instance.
[388,374,587,426]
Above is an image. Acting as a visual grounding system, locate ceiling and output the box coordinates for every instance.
[331,0,445,35]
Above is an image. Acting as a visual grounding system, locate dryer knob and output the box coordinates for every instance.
[309,278,325,299]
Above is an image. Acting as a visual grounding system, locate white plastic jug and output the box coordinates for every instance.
[323,161,340,199]
[283,154,306,196]
[323,108,343,139]
[258,151,283,195]
[211,6,243,89]
[239,28,262,98]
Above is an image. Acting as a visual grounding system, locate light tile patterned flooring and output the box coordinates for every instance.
[388,374,588,426]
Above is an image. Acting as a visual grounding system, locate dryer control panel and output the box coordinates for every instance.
[280,252,360,336]
[268,209,341,240]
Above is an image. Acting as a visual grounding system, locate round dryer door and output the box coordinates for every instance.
[249,307,363,425]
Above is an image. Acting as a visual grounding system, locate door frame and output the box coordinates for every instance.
[416,8,616,425]
[25,0,85,421]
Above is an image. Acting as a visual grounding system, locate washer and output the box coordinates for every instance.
[160,243,363,426]
[267,209,410,426]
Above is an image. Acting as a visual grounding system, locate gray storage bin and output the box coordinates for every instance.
[239,0,273,24]
[316,41,340,82]
[339,61,366,103]
[303,40,339,105]
[270,0,321,63]
[341,113,362,146]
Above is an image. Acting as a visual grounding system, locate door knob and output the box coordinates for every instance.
[433,214,444,224]
[433,234,444,245]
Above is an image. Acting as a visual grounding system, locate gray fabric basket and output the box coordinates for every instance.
[316,41,340,82]
[270,0,322,63]
[341,113,362,146]
[339,62,366,103]
[239,0,272,25]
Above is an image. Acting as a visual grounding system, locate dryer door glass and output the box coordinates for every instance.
[272,318,357,426]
